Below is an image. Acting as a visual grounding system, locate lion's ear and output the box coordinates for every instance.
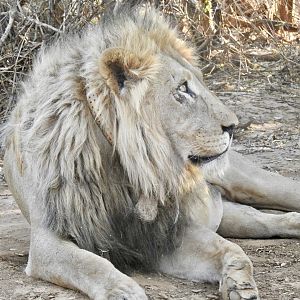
[99,48,158,96]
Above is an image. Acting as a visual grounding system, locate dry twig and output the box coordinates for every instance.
[0,9,16,49]
[17,11,61,33]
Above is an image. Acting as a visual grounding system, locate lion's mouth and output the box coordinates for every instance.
[188,148,228,165]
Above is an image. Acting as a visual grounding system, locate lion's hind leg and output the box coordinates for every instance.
[218,200,300,239]
[27,227,147,300]
[159,227,259,300]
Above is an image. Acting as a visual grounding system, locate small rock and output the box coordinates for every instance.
[206,294,219,299]
[280,262,287,267]
[158,292,169,299]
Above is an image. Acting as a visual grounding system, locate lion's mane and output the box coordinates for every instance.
[4,6,205,269]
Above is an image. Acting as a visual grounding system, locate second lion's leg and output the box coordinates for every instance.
[159,227,259,300]
[208,151,300,212]
[218,200,300,238]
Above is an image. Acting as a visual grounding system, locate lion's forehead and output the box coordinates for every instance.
[99,12,197,66]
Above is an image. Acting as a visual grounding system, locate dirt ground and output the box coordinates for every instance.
[0,64,299,300]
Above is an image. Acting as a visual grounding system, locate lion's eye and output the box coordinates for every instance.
[178,82,188,93]
[177,81,196,98]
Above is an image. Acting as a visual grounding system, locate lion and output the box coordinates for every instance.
[2,5,300,300]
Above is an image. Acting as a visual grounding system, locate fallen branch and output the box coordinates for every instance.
[253,18,299,32]
[0,9,16,49]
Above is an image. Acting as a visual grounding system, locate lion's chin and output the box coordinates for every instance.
[200,151,230,181]
[188,148,228,165]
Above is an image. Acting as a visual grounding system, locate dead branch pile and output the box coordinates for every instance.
[0,0,299,124]
[0,0,105,123]
[160,0,299,72]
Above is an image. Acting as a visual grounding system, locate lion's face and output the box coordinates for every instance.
[97,29,238,191]
[152,55,238,168]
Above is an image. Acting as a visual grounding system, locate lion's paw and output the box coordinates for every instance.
[220,259,259,300]
[96,275,147,300]
[282,212,300,238]
[220,275,259,300]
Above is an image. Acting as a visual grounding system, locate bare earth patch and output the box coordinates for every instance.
[0,68,299,299]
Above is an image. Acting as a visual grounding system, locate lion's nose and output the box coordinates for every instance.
[222,124,235,138]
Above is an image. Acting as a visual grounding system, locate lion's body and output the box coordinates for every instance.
[3,5,300,300]
[3,9,212,270]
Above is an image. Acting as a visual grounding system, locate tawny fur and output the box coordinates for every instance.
[3,5,299,300]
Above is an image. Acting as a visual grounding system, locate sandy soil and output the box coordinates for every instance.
[0,65,299,300]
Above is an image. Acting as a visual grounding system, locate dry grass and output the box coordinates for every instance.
[0,0,299,124]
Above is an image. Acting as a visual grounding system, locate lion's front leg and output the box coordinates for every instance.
[208,150,300,212]
[159,227,259,300]
[27,226,147,300]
